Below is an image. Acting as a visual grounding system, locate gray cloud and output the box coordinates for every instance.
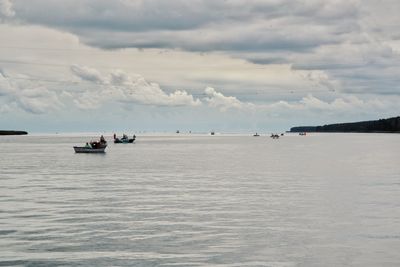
[9,0,360,52]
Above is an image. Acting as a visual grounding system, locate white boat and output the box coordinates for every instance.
[73,146,106,153]
[74,136,107,153]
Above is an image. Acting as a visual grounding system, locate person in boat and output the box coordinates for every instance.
[85,142,91,148]
[133,134,136,140]
[90,141,98,148]
[100,135,106,143]
[123,134,128,139]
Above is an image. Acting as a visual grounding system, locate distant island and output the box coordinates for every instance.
[290,116,400,133]
[0,130,28,135]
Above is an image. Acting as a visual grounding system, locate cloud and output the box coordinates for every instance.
[204,87,253,111]
[260,93,395,117]
[0,72,63,114]
[3,2,400,95]
[117,75,202,107]
[70,64,107,84]
[5,0,399,99]
[0,70,15,96]
[9,0,360,52]
[0,0,14,18]
[70,66,201,109]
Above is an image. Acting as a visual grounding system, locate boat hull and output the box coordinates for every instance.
[114,138,135,144]
[73,146,106,153]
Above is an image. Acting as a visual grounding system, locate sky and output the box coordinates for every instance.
[0,0,399,133]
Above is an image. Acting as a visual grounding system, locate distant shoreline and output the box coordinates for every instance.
[290,116,400,133]
[0,130,28,135]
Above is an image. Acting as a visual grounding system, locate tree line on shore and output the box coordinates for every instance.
[290,116,400,133]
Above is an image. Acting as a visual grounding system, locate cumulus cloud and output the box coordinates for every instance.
[118,75,201,107]
[70,66,201,109]
[259,93,395,117]
[0,72,63,114]
[70,64,107,84]
[204,87,254,111]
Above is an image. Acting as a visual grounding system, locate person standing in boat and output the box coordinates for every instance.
[100,135,106,143]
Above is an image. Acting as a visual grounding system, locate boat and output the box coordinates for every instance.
[210,131,215,135]
[114,133,136,143]
[270,134,279,139]
[253,133,260,137]
[73,146,106,153]
[74,135,107,153]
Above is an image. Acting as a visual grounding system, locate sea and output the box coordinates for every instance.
[0,133,399,267]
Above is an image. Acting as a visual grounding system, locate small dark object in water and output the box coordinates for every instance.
[270,134,279,139]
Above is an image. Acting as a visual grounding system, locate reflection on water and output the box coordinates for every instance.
[0,133,399,266]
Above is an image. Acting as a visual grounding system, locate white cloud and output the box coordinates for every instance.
[0,72,63,114]
[0,0,15,18]
[260,94,395,116]
[204,87,253,111]
[70,64,107,84]
[70,66,202,109]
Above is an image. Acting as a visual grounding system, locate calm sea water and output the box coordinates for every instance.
[0,133,399,267]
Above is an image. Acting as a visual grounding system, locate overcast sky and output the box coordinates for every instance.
[0,0,399,133]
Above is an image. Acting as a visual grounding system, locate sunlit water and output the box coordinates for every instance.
[0,133,399,267]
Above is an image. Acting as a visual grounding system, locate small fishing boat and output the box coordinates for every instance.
[210,131,215,135]
[114,133,136,144]
[253,133,260,137]
[74,135,107,153]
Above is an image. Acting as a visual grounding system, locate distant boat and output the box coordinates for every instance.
[253,133,260,137]
[270,134,279,139]
[114,133,136,143]
[74,136,107,153]
[210,131,215,135]
[176,130,180,134]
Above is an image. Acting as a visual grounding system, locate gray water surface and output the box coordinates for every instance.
[0,134,399,266]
